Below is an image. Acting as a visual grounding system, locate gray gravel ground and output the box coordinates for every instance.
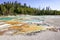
[0,31,60,40]
[45,18,60,27]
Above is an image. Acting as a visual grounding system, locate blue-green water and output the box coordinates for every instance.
[0,17,13,21]
[0,15,60,22]
[22,20,42,23]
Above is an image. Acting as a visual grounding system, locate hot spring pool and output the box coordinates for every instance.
[0,15,59,23]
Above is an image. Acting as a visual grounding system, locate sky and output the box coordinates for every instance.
[0,0,60,10]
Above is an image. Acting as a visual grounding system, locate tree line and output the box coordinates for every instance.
[0,1,60,16]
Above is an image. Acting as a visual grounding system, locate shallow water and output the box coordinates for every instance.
[0,17,13,21]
